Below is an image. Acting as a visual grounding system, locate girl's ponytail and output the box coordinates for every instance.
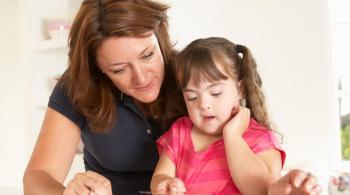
[237,44,271,130]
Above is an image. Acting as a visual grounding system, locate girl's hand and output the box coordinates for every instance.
[63,171,112,195]
[152,177,186,195]
[268,169,322,195]
[223,106,251,136]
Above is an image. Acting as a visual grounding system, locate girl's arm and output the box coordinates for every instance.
[151,152,186,193]
[223,107,282,195]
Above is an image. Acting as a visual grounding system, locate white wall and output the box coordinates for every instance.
[0,0,26,188]
[166,0,333,171]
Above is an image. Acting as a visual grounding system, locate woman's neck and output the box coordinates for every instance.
[133,100,150,117]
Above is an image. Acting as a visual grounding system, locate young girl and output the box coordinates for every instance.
[151,37,286,195]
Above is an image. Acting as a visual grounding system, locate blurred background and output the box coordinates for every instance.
[0,0,349,194]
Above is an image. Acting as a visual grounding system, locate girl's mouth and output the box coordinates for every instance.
[203,115,215,121]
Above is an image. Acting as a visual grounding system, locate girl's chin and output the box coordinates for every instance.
[199,128,223,136]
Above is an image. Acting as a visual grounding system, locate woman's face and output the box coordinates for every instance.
[96,32,164,103]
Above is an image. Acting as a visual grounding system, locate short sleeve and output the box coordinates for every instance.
[245,129,286,167]
[48,83,85,129]
[156,118,186,164]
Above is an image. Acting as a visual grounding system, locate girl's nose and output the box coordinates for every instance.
[199,98,211,110]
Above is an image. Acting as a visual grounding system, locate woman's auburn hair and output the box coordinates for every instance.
[59,0,186,133]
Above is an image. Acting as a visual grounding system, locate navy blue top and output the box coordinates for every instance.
[48,84,162,195]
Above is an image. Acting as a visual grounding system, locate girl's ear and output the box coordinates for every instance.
[237,80,244,99]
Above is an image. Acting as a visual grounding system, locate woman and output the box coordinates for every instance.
[23,0,322,194]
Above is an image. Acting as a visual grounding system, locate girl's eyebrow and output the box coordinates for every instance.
[183,82,224,92]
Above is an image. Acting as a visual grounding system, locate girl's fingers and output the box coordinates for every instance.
[169,178,186,192]
[231,105,240,116]
[155,178,186,195]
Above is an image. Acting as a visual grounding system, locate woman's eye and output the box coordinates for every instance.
[143,52,154,60]
[113,68,125,74]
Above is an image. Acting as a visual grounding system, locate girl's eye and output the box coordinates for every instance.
[187,96,197,101]
[212,92,222,96]
[143,51,154,60]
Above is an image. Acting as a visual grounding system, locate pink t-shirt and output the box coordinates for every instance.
[157,116,286,195]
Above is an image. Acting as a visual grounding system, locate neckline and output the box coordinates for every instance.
[185,120,224,155]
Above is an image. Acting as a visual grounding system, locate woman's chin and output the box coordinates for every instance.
[134,91,159,103]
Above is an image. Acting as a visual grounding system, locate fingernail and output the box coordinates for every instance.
[306,184,313,192]
[294,179,303,187]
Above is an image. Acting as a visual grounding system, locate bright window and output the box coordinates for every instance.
[330,0,350,162]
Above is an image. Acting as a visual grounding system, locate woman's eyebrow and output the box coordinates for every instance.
[109,45,156,66]
[138,45,155,58]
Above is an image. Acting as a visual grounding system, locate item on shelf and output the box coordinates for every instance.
[329,172,350,195]
[45,18,71,39]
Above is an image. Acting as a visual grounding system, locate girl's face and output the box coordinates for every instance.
[96,32,164,103]
[183,67,242,136]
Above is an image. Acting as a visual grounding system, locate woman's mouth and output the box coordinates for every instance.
[135,79,154,92]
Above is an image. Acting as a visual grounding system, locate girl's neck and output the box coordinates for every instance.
[191,126,222,152]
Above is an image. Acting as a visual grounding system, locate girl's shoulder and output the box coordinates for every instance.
[243,118,282,146]
[161,116,192,139]
[243,118,285,161]
[169,116,192,129]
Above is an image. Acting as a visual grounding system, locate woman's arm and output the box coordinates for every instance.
[223,107,282,195]
[23,108,81,195]
[268,169,322,195]
[24,108,112,195]
[151,152,186,193]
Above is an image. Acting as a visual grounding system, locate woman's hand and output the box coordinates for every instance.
[268,169,322,195]
[223,106,251,136]
[152,177,186,195]
[63,171,112,195]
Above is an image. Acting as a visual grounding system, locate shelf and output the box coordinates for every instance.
[339,91,350,97]
[34,37,69,52]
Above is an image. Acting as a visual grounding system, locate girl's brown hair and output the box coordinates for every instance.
[60,0,186,132]
[175,37,271,130]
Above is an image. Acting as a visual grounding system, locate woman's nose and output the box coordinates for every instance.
[132,64,146,84]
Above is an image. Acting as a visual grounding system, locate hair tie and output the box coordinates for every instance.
[236,44,245,54]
